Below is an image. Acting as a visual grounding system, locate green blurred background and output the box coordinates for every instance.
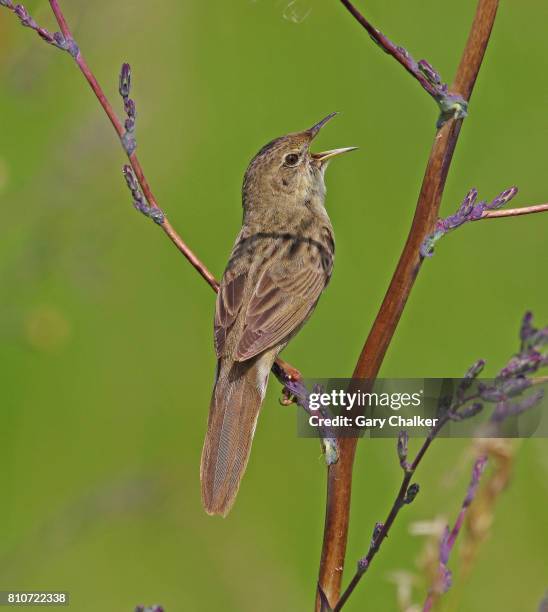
[1,1,547,610]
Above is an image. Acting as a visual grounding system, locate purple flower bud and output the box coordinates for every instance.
[499,351,542,378]
[125,117,135,132]
[418,59,442,86]
[125,98,136,118]
[14,4,28,20]
[149,208,165,225]
[357,557,369,572]
[456,361,483,409]
[439,214,458,231]
[371,522,384,546]
[122,132,137,155]
[488,186,518,210]
[452,402,483,421]
[119,62,132,98]
[499,377,531,398]
[520,311,534,343]
[478,386,504,403]
[492,390,544,421]
[53,31,65,46]
[469,201,486,220]
[404,483,420,504]
[439,525,451,564]
[0,0,14,8]
[15,5,34,27]
[462,359,485,382]
[123,165,138,191]
[397,430,409,469]
[515,389,544,414]
[458,188,478,218]
[463,456,487,506]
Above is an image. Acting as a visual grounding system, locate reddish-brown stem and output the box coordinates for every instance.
[48,0,71,41]
[317,1,499,608]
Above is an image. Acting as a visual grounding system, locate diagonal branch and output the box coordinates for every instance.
[316,1,500,608]
[47,1,220,292]
[339,0,468,127]
[339,0,440,97]
[2,0,218,291]
[2,0,219,290]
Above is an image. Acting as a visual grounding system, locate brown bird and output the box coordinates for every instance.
[200,113,356,516]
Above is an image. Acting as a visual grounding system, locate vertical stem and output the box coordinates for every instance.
[317,1,499,608]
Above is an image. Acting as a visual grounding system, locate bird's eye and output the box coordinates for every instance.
[284,153,300,166]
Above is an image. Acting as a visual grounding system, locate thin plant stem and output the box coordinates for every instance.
[481,203,548,219]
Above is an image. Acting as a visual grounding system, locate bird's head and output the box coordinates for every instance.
[242,113,356,211]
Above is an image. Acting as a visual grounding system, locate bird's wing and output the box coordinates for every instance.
[214,268,246,357]
[233,253,330,361]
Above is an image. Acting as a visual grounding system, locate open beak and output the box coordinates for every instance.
[311,147,358,163]
[305,113,358,166]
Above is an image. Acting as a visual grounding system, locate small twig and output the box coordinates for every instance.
[339,0,468,127]
[421,187,548,256]
[420,186,517,256]
[482,203,548,219]
[0,1,75,52]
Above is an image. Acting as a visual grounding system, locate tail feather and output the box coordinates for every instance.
[200,359,268,516]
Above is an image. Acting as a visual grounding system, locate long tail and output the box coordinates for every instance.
[200,357,269,516]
